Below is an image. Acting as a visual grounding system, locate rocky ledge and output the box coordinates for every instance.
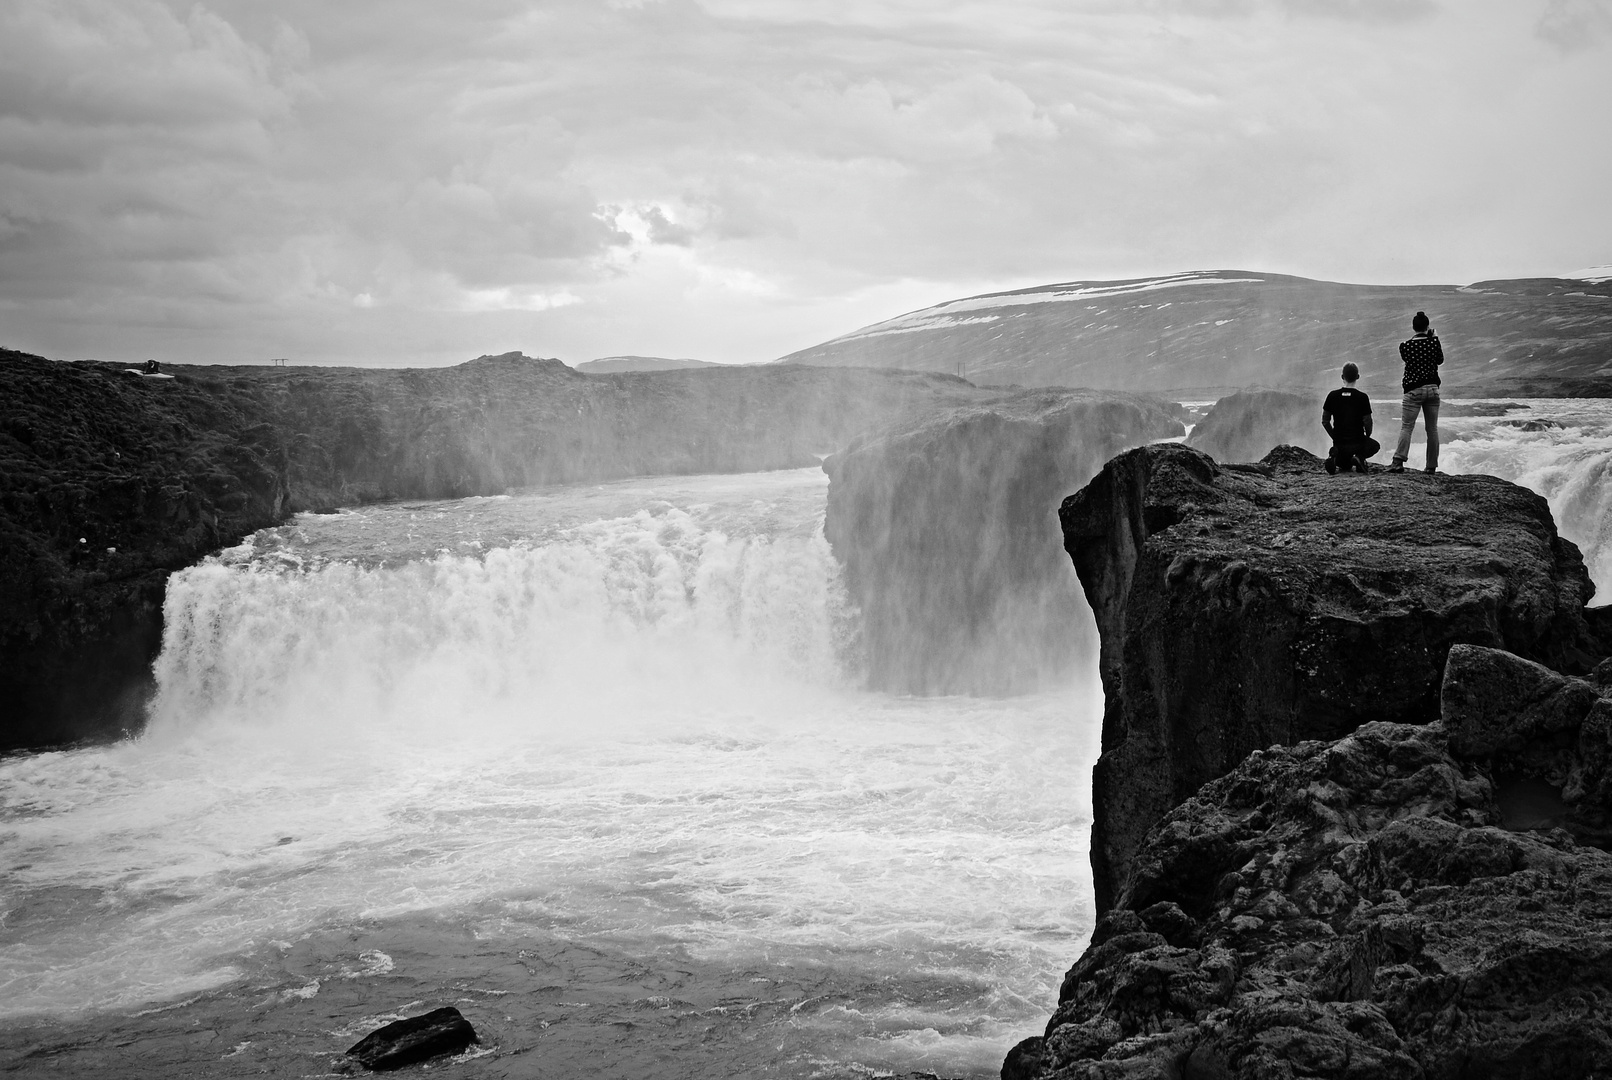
[0,348,987,751]
[823,390,1183,694]
[1005,645,1612,1079]
[1061,443,1607,913]
[1004,441,1612,1078]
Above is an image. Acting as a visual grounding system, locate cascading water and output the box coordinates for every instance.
[2,405,1607,1078]
[0,469,1100,1078]
[1435,399,1612,594]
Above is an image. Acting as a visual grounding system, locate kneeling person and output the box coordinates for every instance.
[1322,363,1377,474]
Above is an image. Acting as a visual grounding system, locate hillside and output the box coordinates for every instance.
[576,355,718,373]
[778,271,1612,395]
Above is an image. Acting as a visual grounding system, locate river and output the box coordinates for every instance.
[0,399,1607,1078]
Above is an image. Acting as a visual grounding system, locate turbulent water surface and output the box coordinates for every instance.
[1434,399,1612,593]
[0,468,1100,1078]
[0,399,1607,1078]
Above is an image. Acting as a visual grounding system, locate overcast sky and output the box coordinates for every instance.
[2,0,1609,366]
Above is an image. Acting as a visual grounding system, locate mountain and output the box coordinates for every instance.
[576,355,719,373]
[777,270,1612,396]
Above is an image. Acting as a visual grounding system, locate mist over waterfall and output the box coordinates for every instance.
[149,503,849,744]
[1,406,1607,1077]
[0,469,1100,1078]
[1438,401,1612,597]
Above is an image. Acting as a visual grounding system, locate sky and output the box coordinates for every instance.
[1,0,1609,367]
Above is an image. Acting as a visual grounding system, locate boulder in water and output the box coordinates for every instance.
[1499,417,1567,431]
[344,1006,476,1071]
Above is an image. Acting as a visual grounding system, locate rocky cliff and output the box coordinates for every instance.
[1186,389,1330,463]
[0,348,987,752]
[1060,443,1606,913]
[1000,446,1612,1078]
[822,390,1183,695]
[1004,646,1612,1079]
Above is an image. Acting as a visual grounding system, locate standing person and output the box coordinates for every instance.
[1388,311,1443,473]
[1322,363,1377,473]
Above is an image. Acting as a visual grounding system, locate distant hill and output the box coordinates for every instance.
[577,355,718,373]
[776,271,1612,396]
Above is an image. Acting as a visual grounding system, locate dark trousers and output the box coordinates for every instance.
[1330,436,1380,470]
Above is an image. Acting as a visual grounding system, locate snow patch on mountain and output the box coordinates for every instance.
[836,271,1265,342]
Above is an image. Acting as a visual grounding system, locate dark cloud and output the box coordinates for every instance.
[0,0,1606,365]
[1536,0,1612,50]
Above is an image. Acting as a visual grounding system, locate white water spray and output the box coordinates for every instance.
[1438,400,1612,596]
[0,470,1097,1077]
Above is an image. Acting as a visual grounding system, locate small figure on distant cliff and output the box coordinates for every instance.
[143,358,161,375]
[1388,312,1443,473]
[1322,363,1377,474]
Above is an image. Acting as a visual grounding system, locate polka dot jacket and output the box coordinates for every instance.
[1398,331,1444,391]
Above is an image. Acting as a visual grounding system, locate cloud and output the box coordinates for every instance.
[456,287,582,313]
[0,0,1607,366]
[1536,0,1612,50]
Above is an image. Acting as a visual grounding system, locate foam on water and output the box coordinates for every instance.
[4,412,1604,1074]
[1436,399,1612,595]
[0,468,1098,1075]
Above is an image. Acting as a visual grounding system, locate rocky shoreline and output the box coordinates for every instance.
[1005,443,1612,1078]
[0,348,989,752]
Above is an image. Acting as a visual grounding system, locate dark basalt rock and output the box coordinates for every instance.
[1060,442,1605,911]
[823,390,1183,694]
[1,348,992,751]
[1006,649,1612,1079]
[344,1006,476,1071]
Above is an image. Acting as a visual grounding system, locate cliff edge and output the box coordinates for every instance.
[1060,442,1606,911]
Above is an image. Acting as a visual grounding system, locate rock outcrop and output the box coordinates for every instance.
[1060,442,1606,911]
[823,390,1183,694]
[1005,645,1612,1079]
[342,1006,477,1072]
[0,348,989,751]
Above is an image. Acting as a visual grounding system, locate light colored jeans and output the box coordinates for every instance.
[1393,383,1440,469]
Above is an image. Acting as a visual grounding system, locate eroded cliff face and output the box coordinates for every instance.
[1185,389,1330,463]
[1060,442,1605,912]
[822,390,1183,695]
[1005,647,1612,1080]
[0,349,988,751]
